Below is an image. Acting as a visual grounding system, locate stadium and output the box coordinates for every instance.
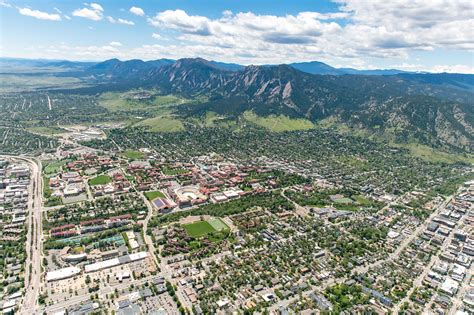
[172,185,207,207]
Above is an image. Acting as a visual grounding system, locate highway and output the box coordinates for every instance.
[21,157,43,314]
[1,156,44,314]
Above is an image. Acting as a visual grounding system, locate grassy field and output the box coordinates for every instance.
[332,197,354,204]
[208,218,229,231]
[0,74,83,92]
[189,111,238,129]
[184,218,229,238]
[151,94,187,106]
[390,142,474,164]
[88,174,112,186]
[144,190,165,201]
[43,160,69,175]
[353,195,371,205]
[137,116,185,132]
[99,91,186,112]
[42,175,52,198]
[28,126,66,136]
[184,220,216,238]
[121,150,145,159]
[242,111,314,132]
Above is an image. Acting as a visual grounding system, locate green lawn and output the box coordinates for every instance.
[333,197,354,204]
[208,218,229,231]
[43,160,69,175]
[88,174,112,186]
[121,150,145,159]
[43,175,52,198]
[184,221,217,238]
[144,190,165,201]
[353,195,371,205]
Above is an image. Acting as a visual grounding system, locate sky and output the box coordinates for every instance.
[0,0,473,73]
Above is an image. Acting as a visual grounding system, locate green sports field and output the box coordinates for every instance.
[144,190,165,201]
[88,174,112,186]
[208,218,228,231]
[184,221,216,238]
[333,197,354,204]
[184,218,229,238]
[121,150,145,159]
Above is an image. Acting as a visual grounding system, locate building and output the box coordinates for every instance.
[46,266,81,282]
[440,277,459,296]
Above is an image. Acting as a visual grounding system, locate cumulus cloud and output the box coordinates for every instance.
[7,1,474,72]
[335,0,474,50]
[109,41,122,46]
[72,3,104,21]
[129,6,144,16]
[107,16,135,25]
[18,7,62,21]
[144,1,473,65]
[149,9,212,35]
[90,3,103,12]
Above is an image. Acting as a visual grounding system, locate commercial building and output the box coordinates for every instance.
[46,266,81,282]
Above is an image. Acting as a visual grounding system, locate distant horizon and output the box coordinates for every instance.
[3,55,473,74]
[1,0,473,74]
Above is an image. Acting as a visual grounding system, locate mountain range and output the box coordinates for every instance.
[0,57,419,75]
[2,57,473,152]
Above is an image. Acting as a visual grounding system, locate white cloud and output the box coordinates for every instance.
[129,6,144,16]
[335,0,474,50]
[0,1,11,8]
[392,62,474,74]
[53,7,62,14]
[109,41,122,46]
[72,3,104,21]
[6,1,474,72]
[149,9,212,35]
[64,15,71,20]
[107,16,135,25]
[222,10,233,18]
[145,2,474,65]
[89,3,104,12]
[18,7,61,21]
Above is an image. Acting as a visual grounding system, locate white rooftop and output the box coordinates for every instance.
[46,266,81,282]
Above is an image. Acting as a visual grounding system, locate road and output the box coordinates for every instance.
[352,195,451,276]
[45,274,156,313]
[7,156,43,314]
[449,259,473,315]
[280,187,309,217]
[139,193,160,267]
[391,191,460,313]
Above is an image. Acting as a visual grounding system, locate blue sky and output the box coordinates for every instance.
[1,0,473,73]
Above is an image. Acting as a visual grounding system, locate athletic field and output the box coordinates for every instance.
[184,218,228,238]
